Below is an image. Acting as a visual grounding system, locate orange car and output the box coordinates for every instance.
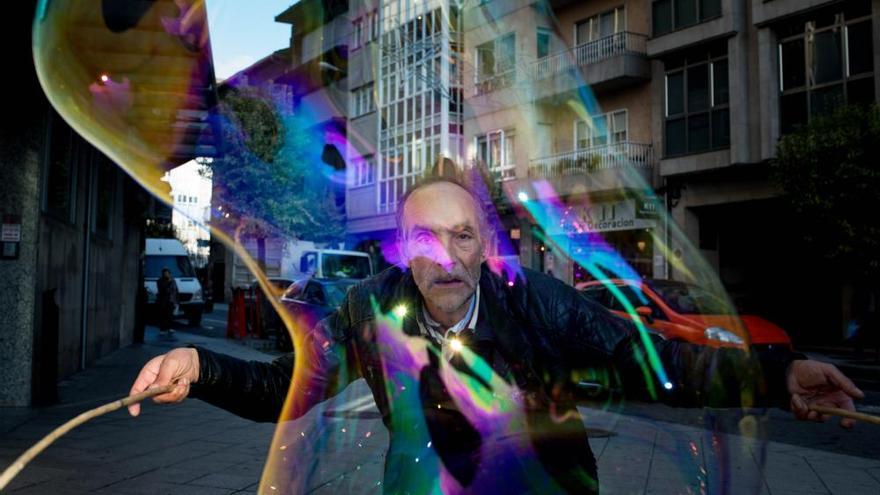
[577,279,792,349]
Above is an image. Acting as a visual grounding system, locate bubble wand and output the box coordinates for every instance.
[0,383,177,491]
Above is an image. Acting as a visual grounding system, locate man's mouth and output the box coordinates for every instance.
[433,277,466,288]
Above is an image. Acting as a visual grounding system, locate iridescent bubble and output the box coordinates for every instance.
[31,0,771,492]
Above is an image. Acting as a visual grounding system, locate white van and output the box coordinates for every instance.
[143,238,204,326]
[296,249,374,280]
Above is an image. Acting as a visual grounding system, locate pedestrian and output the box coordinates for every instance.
[129,167,864,493]
[156,267,178,336]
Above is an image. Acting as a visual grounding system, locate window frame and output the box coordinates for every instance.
[474,128,516,180]
[663,47,730,158]
[652,0,723,37]
[574,109,629,149]
[574,6,626,46]
[777,12,874,134]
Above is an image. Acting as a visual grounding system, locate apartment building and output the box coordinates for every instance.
[280,0,877,341]
[345,0,464,264]
[648,0,878,340]
[460,0,659,285]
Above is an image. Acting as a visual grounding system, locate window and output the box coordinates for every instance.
[575,109,628,149]
[352,9,379,49]
[351,83,375,117]
[537,27,551,59]
[351,154,375,187]
[777,5,874,134]
[476,33,515,82]
[475,129,515,180]
[43,112,76,222]
[574,6,625,45]
[664,43,729,157]
[652,0,721,36]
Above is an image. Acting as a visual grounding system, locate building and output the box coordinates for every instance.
[344,0,464,265]
[165,161,212,268]
[269,0,878,343]
[461,0,659,285]
[647,0,878,342]
[0,0,219,406]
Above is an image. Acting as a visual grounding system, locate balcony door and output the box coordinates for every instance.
[574,6,626,45]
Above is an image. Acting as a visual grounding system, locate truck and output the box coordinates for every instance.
[296,248,374,279]
[143,238,205,326]
[280,240,374,281]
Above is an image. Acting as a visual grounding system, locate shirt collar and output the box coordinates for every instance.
[420,285,480,340]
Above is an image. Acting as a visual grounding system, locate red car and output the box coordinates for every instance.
[577,279,791,349]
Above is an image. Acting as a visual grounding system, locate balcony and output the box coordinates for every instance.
[530,32,650,98]
[528,142,654,191]
[474,68,517,96]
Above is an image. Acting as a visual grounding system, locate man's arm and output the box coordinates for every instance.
[128,295,361,422]
[557,284,863,424]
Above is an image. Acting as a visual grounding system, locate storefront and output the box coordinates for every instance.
[530,197,662,286]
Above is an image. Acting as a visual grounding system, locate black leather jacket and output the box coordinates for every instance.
[190,264,801,493]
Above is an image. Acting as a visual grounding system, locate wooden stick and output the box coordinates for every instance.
[0,384,176,491]
[809,404,880,426]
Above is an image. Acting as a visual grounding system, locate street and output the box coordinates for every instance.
[1,322,879,494]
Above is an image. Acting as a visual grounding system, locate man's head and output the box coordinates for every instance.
[397,173,493,326]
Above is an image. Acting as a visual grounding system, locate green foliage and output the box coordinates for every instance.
[201,87,344,244]
[771,103,880,277]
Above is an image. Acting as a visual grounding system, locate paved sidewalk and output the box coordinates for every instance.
[1,328,878,494]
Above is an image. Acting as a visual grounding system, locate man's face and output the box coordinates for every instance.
[401,182,486,319]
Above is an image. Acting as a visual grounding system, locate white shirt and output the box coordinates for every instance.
[418,286,480,356]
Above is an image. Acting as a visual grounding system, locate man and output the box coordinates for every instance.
[129,173,863,493]
[155,267,178,335]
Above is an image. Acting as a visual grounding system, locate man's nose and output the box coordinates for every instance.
[430,239,456,272]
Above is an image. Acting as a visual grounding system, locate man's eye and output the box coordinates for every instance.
[415,233,433,244]
[456,233,473,241]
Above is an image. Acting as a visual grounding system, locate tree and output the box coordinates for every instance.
[772,103,880,352]
[201,87,344,269]
[771,103,880,278]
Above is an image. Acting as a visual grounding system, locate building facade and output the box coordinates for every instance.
[272,0,879,343]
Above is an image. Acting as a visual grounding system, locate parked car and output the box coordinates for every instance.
[577,278,792,349]
[276,278,358,350]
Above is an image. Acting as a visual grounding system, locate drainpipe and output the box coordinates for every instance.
[80,159,94,370]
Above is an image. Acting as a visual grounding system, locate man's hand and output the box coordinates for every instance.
[787,359,864,428]
[127,348,200,417]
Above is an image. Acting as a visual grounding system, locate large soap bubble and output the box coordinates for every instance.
[32,0,770,492]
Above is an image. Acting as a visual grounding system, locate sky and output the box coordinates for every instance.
[206,0,296,80]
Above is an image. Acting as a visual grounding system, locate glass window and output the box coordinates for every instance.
[687,113,711,152]
[666,72,684,115]
[687,63,710,111]
[780,39,806,90]
[537,28,550,59]
[780,91,808,135]
[711,108,730,147]
[847,21,873,75]
[777,9,873,133]
[666,118,686,156]
[713,60,729,105]
[812,29,843,85]
[611,111,628,143]
[700,0,721,19]
[674,0,697,29]
[653,0,672,36]
[575,19,590,45]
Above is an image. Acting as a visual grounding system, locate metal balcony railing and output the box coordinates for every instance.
[531,31,648,80]
[528,142,654,178]
[474,68,517,96]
